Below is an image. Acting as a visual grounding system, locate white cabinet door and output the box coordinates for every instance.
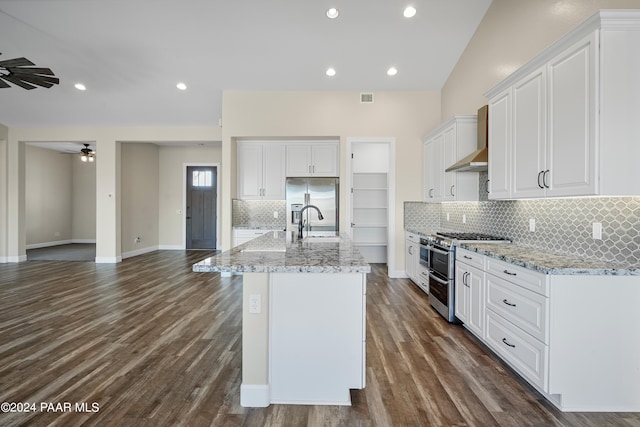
[511,67,547,198]
[262,144,286,199]
[286,143,339,177]
[547,33,596,197]
[488,89,512,199]
[286,145,312,176]
[238,143,264,200]
[405,236,417,282]
[238,142,285,200]
[423,135,442,201]
[455,261,484,337]
[311,144,339,176]
[442,125,456,201]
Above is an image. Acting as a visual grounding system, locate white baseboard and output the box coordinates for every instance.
[26,239,96,250]
[122,245,159,259]
[388,269,409,279]
[6,255,28,263]
[0,256,6,263]
[95,256,122,263]
[240,384,270,408]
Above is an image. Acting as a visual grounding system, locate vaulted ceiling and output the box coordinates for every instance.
[0,0,492,127]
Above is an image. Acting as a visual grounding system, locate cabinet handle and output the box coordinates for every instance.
[313,165,316,173]
[421,271,428,277]
[502,299,516,307]
[408,246,413,255]
[486,179,490,194]
[464,272,470,287]
[537,171,544,189]
[429,188,434,198]
[543,170,550,188]
[503,269,517,276]
[463,255,472,260]
[502,338,516,348]
[450,185,455,196]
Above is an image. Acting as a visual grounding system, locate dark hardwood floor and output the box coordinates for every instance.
[0,253,638,426]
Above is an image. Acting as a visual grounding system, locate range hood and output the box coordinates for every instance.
[445,105,488,172]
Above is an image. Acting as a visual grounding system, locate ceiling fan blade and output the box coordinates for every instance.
[16,67,56,76]
[12,72,59,87]
[0,57,35,68]
[1,75,38,90]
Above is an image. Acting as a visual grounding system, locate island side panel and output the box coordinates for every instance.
[269,272,366,405]
[240,272,270,407]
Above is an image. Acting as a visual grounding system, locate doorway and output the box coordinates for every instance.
[186,166,217,249]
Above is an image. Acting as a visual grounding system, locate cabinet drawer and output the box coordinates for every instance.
[456,248,485,270]
[486,257,549,296]
[485,310,548,391]
[486,274,548,343]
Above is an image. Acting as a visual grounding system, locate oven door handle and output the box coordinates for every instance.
[428,271,449,285]
[429,246,449,256]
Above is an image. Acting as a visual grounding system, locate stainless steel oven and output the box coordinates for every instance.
[419,238,431,267]
[427,232,510,323]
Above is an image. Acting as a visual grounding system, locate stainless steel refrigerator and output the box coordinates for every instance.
[286,177,339,237]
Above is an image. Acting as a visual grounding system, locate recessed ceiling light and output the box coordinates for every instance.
[326,68,336,77]
[176,82,187,90]
[326,8,339,19]
[387,67,398,76]
[403,6,417,18]
[74,83,86,91]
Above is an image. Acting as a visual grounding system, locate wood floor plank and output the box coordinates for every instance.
[1,257,639,426]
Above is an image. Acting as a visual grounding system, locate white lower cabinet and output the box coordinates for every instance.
[457,248,640,411]
[405,232,428,294]
[233,229,281,247]
[454,248,484,338]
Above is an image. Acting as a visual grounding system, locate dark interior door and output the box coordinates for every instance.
[186,166,216,249]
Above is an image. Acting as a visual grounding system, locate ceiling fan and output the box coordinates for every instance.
[0,53,59,90]
[80,144,95,162]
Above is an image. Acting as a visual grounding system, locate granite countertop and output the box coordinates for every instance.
[405,228,437,238]
[193,231,371,274]
[460,242,640,276]
[233,225,286,230]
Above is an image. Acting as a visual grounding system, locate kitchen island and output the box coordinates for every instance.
[193,231,370,407]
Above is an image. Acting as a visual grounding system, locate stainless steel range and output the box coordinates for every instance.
[425,232,510,322]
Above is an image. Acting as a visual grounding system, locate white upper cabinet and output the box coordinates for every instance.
[486,11,640,199]
[423,116,479,202]
[286,143,339,177]
[237,142,286,200]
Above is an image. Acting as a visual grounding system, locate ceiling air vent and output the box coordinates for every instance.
[360,92,374,103]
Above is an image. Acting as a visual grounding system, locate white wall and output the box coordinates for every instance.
[25,145,73,246]
[221,90,441,274]
[158,145,222,249]
[72,155,97,240]
[441,0,640,117]
[121,143,160,255]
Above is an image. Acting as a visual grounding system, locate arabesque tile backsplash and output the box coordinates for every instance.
[405,196,640,266]
[232,199,286,228]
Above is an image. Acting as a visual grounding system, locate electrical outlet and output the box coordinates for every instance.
[248,294,261,314]
[135,237,141,243]
[592,222,602,240]
[176,209,183,215]
[529,218,536,232]
[446,213,450,221]
[273,211,278,219]
[462,214,466,224]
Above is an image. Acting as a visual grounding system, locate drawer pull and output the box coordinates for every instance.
[503,269,517,276]
[463,255,472,260]
[502,299,516,307]
[502,338,516,348]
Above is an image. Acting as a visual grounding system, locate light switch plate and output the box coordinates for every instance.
[529,218,536,232]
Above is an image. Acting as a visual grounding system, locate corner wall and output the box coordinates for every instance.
[441,0,640,117]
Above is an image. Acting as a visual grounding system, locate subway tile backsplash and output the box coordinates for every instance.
[405,197,640,266]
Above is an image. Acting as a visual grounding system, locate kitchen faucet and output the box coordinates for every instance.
[298,205,324,239]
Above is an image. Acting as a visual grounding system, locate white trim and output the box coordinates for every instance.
[95,256,122,263]
[240,384,270,408]
[6,255,27,263]
[388,269,408,279]
[25,239,97,250]
[345,137,396,275]
[121,245,159,259]
[183,163,221,250]
[0,257,6,263]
